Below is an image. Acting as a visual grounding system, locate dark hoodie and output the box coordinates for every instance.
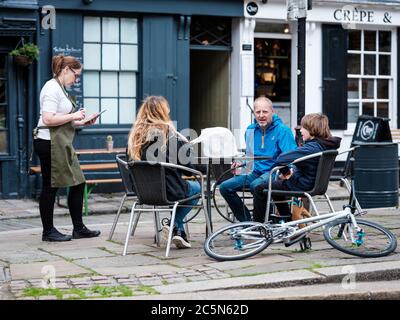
[140,133,195,201]
[274,136,341,191]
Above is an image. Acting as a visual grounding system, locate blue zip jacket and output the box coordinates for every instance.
[275,136,341,191]
[245,114,297,174]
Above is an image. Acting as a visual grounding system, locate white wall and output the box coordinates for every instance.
[231,17,256,150]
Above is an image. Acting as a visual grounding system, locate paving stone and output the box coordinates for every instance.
[169,256,212,267]
[91,276,108,281]
[113,274,130,280]
[162,277,186,284]
[227,261,312,277]
[139,279,163,286]
[0,249,58,264]
[208,273,230,280]
[57,248,115,260]
[153,270,323,294]
[187,275,210,282]
[10,260,91,280]
[92,264,181,277]
[206,254,294,271]
[38,295,58,300]
[74,254,163,271]
[116,279,140,286]
[315,260,400,281]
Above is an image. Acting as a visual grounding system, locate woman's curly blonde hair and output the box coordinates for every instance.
[127,96,175,160]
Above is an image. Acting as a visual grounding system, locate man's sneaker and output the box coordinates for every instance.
[160,225,170,243]
[172,229,191,249]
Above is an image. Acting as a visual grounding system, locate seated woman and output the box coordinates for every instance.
[252,113,341,223]
[127,96,199,249]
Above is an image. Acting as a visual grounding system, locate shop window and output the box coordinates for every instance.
[347,30,392,122]
[0,54,8,154]
[83,16,138,125]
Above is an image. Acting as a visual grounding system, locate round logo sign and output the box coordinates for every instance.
[360,120,376,140]
[246,2,259,16]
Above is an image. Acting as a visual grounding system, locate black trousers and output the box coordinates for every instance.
[253,180,292,223]
[33,138,85,233]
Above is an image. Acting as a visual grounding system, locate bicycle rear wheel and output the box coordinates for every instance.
[204,222,273,261]
[323,218,397,258]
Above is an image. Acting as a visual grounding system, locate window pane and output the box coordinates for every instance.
[84,17,100,42]
[347,79,359,99]
[377,102,388,118]
[0,55,5,77]
[0,79,6,104]
[347,54,360,74]
[377,79,388,99]
[379,55,390,75]
[348,30,361,50]
[83,98,100,116]
[84,44,101,69]
[348,102,359,123]
[0,105,5,128]
[379,31,391,52]
[121,45,138,71]
[100,98,118,124]
[364,31,376,51]
[362,102,374,116]
[102,44,119,70]
[100,72,118,97]
[83,71,99,97]
[102,17,119,43]
[0,131,8,154]
[119,99,136,124]
[119,72,136,97]
[363,54,376,75]
[362,79,374,99]
[121,18,138,44]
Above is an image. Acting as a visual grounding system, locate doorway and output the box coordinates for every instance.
[254,37,291,126]
[190,50,229,135]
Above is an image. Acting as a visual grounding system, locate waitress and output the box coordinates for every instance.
[33,54,100,241]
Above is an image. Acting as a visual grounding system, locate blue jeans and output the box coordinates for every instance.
[219,172,269,222]
[174,180,201,230]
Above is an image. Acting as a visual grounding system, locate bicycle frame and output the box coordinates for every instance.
[274,206,360,243]
[234,206,361,247]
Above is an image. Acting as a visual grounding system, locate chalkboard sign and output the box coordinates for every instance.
[52,45,83,108]
[352,115,392,144]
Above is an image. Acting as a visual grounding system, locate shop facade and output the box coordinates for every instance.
[0,0,243,198]
[237,0,400,158]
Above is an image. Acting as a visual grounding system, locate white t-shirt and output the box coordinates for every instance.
[36,79,74,140]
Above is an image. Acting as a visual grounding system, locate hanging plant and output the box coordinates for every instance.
[9,42,40,67]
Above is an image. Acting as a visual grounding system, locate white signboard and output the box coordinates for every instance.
[244,0,400,27]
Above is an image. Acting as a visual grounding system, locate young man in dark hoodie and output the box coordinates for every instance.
[252,113,341,223]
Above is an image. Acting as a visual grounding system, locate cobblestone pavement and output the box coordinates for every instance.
[1,186,400,300]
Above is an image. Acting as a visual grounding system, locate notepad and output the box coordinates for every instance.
[81,109,107,124]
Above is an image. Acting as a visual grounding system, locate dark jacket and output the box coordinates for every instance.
[140,133,195,202]
[275,136,341,191]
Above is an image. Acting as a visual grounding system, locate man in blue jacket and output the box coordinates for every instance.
[219,97,297,222]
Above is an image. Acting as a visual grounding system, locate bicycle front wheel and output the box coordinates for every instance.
[204,222,272,261]
[323,218,397,258]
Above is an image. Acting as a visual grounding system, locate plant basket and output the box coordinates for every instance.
[14,55,32,67]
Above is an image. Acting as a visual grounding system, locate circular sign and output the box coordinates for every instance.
[246,2,259,16]
[360,120,376,140]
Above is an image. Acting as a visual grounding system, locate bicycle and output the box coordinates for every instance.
[204,149,397,261]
